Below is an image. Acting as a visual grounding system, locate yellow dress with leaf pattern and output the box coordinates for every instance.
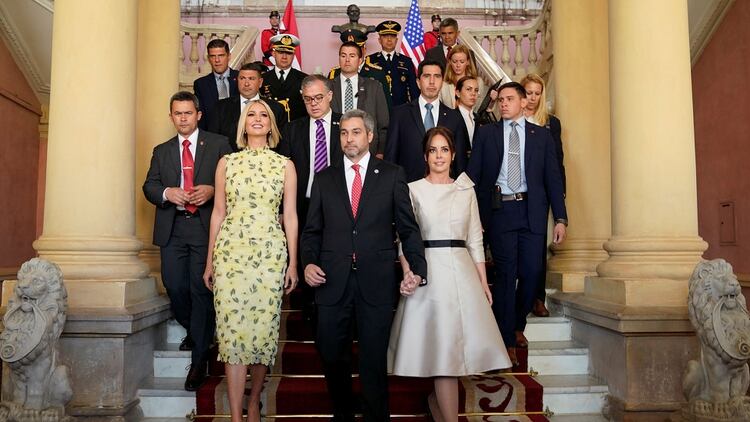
[212,147,288,366]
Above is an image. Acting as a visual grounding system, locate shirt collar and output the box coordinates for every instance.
[180,128,200,144]
[344,151,371,171]
[311,109,333,125]
[213,68,230,79]
[504,116,526,129]
[241,94,261,104]
[419,95,440,109]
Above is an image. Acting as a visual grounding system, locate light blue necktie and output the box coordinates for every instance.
[424,103,435,130]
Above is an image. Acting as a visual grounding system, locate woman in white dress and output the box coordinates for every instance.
[439,45,486,111]
[388,127,511,422]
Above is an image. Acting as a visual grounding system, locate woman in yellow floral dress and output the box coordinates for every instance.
[203,100,298,422]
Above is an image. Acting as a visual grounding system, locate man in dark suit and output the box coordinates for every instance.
[193,39,239,130]
[261,34,308,122]
[423,17,460,67]
[384,59,469,182]
[331,42,389,157]
[208,61,286,152]
[142,91,232,391]
[301,109,427,422]
[367,21,419,107]
[466,82,567,366]
[329,29,392,108]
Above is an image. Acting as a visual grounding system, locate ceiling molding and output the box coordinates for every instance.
[690,0,734,66]
[0,1,51,98]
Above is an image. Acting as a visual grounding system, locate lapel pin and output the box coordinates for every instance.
[374,169,379,174]
[199,141,205,146]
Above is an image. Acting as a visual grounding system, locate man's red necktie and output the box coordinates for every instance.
[351,164,362,217]
[182,139,197,213]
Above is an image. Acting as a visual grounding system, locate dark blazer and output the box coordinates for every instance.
[331,75,390,155]
[424,44,447,67]
[366,51,419,107]
[466,120,567,235]
[142,130,233,246]
[547,114,566,194]
[301,157,427,306]
[384,99,469,182]
[277,112,343,230]
[208,95,287,152]
[261,67,308,122]
[193,69,240,130]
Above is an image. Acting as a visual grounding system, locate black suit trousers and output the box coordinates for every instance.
[488,200,545,347]
[160,214,215,364]
[316,271,393,422]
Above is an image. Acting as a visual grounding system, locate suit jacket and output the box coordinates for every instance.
[142,130,233,247]
[367,51,420,107]
[277,112,343,230]
[208,95,287,152]
[193,69,240,130]
[331,75,390,155]
[301,157,427,306]
[466,120,567,235]
[329,59,393,109]
[261,67,308,122]
[547,115,566,194]
[384,99,469,182]
[424,44,447,67]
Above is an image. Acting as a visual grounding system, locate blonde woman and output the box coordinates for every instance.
[439,44,486,111]
[203,100,298,422]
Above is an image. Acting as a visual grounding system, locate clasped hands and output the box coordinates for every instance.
[166,185,214,207]
[399,271,421,297]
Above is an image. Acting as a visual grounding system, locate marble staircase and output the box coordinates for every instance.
[137,297,608,419]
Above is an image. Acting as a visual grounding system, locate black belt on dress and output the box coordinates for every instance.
[423,240,466,248]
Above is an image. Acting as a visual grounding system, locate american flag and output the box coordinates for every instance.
[399,0,426,72]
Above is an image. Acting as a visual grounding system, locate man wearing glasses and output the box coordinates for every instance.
[277,74,343,319]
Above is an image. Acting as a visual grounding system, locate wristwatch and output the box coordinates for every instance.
[555,218,568,227]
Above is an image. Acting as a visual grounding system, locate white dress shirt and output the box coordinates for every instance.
[340,74,359,110]
[163,128,199,209]
[275,66,291,81]
[239,94,260,114]
[495,117,528,194]
[343,152,371,201]
[306,109,333,198]
[418,96,441,127]
[458,104,475,145]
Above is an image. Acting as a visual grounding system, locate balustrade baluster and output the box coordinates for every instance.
[528,31,539,75]
[179,32,186,73]
[190,32,200,74]
[513,34,525,78]
[488,35,498,62]
[500,35,511,72]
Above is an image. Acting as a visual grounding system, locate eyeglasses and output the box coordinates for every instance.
[302,94,326,104]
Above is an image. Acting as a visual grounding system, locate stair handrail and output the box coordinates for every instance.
[179,22,260,91]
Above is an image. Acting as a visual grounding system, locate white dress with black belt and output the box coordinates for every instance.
[387,173,511,377]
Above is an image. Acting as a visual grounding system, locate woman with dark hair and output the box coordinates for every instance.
[388,127,510,422]
[203,99,299,422]
[454,76,479,146]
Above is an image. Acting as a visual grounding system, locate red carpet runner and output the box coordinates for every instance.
[196,291,548,421]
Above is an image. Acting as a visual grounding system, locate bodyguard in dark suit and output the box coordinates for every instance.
[385,60,469,182]
[301,110,427,422]
[143,91,232,391]
[367,21,419,107]
[423,17,460,67]
[329,29,392,108]
[466,82,567,366]
[331,42,390,157]
[261,34,308,122]
[193,39,239,130]
[208,62,286,152]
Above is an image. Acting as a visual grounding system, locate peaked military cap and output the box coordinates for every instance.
[376,20,401,36]
[431,14,441,22]
[269,10,280,18]
[270,33,300,53]
[339,29,367,46]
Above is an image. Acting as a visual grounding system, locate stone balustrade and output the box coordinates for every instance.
[179,22,259,91]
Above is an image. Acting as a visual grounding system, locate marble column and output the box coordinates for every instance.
[546,0,611,292]
[135,0,180,289]
[589,0,707,306]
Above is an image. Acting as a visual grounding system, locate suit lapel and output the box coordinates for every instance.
[357,79,368,106]
[354,158,380,223]
[437,103,451,126]
[193,131,207,180]
[300,119,311,178]
[329,115,341,164]
[332,76,342,112]
[333,163,354,223]
[525,123,534,170]
[409,101,426,133]
[168,136,181,182]
[495,121,505,173]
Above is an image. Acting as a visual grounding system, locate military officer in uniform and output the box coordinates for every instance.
[260,11,283,66]
[367,21,419,107]
[328,29,392,109]
[423,14,441,50]
[262,34,308,122]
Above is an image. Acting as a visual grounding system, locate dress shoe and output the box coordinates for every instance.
[184,361,207,391]
[532,299,550,317]
[515,331,529,348]
[508,347,519,367]
[179,335,194,351]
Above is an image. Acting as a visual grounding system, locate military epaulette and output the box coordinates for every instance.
[328,66,340,80]
[364,57,383,70]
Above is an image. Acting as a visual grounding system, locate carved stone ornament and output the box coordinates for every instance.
[672,259,750,422]
[0,258,74,421]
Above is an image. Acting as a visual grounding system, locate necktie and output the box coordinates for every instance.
[386,53,392,62]
[314,119,328,173]
[446,45,452,57]
[181,139,198,213]
[424,103,435,130]
[344,78,354,112]
[217,75,228,99]
[279,69,285,82]
[351,163,362,217]
[507,121,522,192]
